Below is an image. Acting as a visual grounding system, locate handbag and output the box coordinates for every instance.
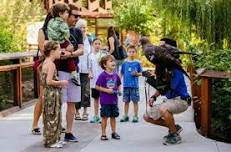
[32,50,44,71]
[118,45,127,60]
[113,45,127,60]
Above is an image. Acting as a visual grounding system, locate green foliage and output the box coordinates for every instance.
[196,49,231,142]
[0,17,14,52]
[211,79,231,142]
[150,0,231,142]
[196,49,231,71]
[0,95,10,110]
[152,0,231,49]
[0,0,44,52]
[114,0,156,36]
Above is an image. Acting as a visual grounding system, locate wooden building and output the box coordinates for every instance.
[42,0,114,40]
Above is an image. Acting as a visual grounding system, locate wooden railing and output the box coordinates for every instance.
[0,51,39,109]
[191,68,231,137]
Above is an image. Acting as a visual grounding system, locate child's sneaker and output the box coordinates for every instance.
[132,116,139,123]
[120,116,129,122]
[163,133,182,145]
[71,72,80,86]
[90,115,100,123]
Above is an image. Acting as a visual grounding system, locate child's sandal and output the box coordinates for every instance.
[75,113,81,120]
[82,113,88,121]
[100,135,108,141]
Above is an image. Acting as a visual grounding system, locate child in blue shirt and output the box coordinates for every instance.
[120,45,142,123]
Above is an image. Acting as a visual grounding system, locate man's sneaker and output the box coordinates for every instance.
[132,116,139,123]
[175,124,183,134]
[120,116,129,122]
[163,133,182,145]
[90,115,100,123]
[111,132,120,140]
[64,133,78,142]
[163,124,183,141]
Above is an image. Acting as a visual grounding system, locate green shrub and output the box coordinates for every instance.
[0,0,43,52]
[0,17,14,52]
[196,49,231,142]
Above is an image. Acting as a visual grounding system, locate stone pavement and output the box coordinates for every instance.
[0,78,230,152]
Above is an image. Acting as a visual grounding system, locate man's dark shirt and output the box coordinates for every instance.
[59,27,83,72]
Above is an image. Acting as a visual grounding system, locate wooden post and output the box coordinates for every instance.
[15,66,22,107]
[200,77,211,136]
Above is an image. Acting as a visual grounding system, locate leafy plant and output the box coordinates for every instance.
[0,17,14,52]
[148,0,231,142]
[0,0,44,52]
[114,0,156,36]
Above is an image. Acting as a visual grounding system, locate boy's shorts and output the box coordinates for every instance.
[123,87,140,103]
[100,104,119,118]
[91,88,100,99]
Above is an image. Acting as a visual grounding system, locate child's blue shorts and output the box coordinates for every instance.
[100,104,119,118]
[123,87,140,103]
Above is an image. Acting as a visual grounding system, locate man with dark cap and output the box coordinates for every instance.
[139,37,191,145]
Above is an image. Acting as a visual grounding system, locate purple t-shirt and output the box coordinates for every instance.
[96,71,121,105]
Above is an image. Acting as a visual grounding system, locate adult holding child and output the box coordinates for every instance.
[57,3,84,142]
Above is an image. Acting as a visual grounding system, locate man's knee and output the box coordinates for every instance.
[159,106,168,116]
[143,114,152,122]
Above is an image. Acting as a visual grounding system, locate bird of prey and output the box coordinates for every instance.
[139,37,189,78]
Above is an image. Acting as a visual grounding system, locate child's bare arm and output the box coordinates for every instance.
[46,63,68,87]
[88,69,93,79]
[132,71,142,77]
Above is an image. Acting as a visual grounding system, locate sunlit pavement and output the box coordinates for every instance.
[0,78,230,152]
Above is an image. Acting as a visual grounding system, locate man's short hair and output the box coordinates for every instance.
[160,38,177,47]
[68,3,81,14]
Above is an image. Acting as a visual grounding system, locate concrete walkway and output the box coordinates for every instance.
[0,79,230,152]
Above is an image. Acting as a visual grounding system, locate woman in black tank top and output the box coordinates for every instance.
[32,12,52,135]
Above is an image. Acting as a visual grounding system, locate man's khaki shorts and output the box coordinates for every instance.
[147,97,189,120]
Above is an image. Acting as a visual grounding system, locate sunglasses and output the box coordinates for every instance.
[72,14,80,19]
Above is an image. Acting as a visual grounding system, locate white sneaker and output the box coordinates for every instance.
[49,141,63,148]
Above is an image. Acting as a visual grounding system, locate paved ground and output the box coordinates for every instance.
[0,78,230,152]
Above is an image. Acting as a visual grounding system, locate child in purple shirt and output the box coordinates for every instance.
[96,55,121,141]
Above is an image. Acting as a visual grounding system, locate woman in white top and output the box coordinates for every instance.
[75,19,91,121]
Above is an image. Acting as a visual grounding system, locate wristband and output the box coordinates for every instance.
[151,95,157,101]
